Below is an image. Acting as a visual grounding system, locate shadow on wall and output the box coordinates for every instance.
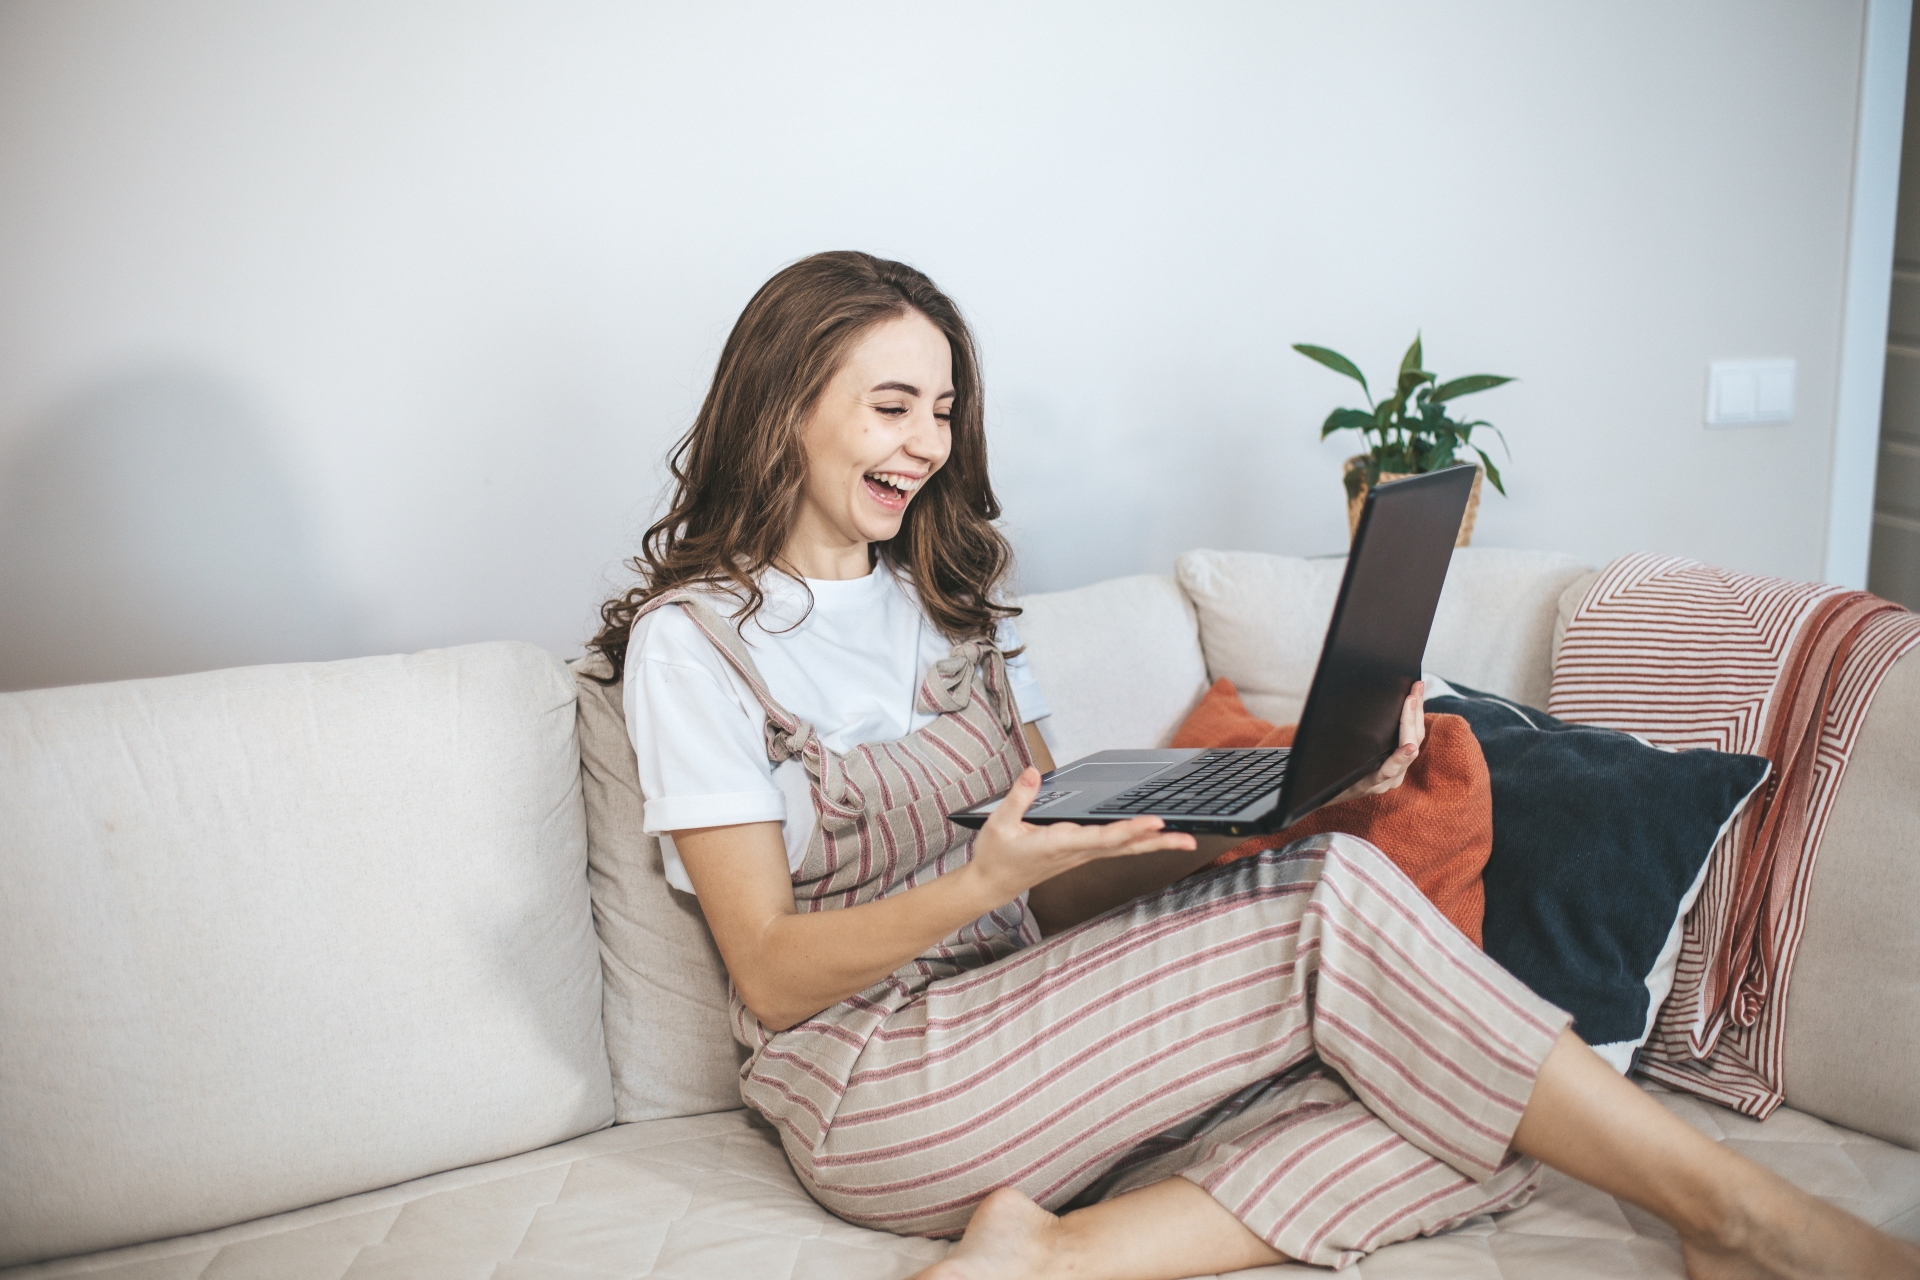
[0,369,355,692]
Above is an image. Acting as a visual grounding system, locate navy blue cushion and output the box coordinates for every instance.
[1429,682,1769,1049]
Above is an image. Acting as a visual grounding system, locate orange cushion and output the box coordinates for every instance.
[1171,678,1492,945]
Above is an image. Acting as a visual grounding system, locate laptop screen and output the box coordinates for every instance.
[1282,466,1473,823]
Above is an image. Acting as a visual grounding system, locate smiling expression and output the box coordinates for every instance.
[785,311,954,579]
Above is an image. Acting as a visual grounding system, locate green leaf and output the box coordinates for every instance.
[1293,344,1371,403]
[1452,419,1513,460]
[1473,447,1506,495]
[1399,333,1423,379]
[1319,407,1376,439]
[1429,374,1515,403]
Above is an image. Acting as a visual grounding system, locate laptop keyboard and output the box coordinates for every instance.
[1088,748,1290,817]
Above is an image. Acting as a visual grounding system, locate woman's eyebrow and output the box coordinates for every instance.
[868,381,955,399]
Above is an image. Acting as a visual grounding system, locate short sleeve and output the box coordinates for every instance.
[624,608,786,836]
[996,618,1051,725]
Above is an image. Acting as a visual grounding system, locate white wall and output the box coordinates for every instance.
[0,1,1873,689]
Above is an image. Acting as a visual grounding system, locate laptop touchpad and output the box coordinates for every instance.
[1046,762,1171,783]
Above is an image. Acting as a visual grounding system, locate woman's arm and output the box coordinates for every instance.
[676,770,1197,1031]
[1024,683,1431,935]
[678,821,1026,1030]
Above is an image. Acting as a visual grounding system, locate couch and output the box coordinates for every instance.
[4,547,1916,1279]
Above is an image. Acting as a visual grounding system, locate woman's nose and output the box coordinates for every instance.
[903,407,949,463]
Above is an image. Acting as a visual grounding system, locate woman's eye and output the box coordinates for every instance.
[877,405,907,417]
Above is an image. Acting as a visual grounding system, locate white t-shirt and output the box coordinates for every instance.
[623,562,1051,894]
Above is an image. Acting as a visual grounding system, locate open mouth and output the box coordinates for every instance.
[863,471,923,510]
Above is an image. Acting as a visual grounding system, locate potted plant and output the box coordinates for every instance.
[1293,334,1514,545]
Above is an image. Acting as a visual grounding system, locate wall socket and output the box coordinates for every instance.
[1706,358,1795,426]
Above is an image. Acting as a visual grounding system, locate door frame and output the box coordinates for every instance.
[1828,0,1912,588]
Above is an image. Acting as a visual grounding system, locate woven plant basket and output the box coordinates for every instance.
[1343,455,1483,547]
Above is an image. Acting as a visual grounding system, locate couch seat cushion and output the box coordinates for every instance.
[13,1086,1915,1280]
[0,642,612,1266]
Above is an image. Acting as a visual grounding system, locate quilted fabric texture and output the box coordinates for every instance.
[12,1084,1916,1280]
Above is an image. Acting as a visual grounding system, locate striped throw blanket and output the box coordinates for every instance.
[1548,553,1920,1117]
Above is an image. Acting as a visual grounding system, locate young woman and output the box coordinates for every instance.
[593,251,1916,1279]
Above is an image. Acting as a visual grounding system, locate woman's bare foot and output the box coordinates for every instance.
[1679,1163,1920,1279]
[911,1187,1062,1280]
[907,1176,1282,1280]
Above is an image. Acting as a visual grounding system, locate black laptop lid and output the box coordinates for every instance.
[1280,465,1475,826]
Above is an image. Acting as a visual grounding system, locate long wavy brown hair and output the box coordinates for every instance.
[588,251,1018,681]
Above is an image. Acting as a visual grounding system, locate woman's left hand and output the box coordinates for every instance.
[1332,680,1425,803]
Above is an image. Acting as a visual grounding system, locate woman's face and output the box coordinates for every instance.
[789,311,954,572]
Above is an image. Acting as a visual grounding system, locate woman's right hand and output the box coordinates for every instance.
[966,766,1200,904]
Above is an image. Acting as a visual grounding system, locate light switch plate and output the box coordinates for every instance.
[1707,358,1796,426]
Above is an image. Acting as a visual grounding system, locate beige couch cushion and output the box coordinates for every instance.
[1013,574,1210,761]
[1782,644,1920,1149]
[572,654,745,1124]
[12,1086,1914,1279]
[1176,547,1589,723]
[0,643,613,1268]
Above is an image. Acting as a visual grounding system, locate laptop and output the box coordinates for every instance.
[950,464,1476,837]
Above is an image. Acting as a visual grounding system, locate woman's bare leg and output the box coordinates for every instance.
[1512,1030,1920,1279]
[912,1176,1282,1280]
[914,1031,1920,1280]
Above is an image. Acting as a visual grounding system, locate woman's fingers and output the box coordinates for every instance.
[1055,815,1174,849]
[1362,761,1407,796]
[1040,816,1195,859]
[1104,821,1197,855]
[1353,681,1425,795]
[983,782,1193,864]
[1081,831,1201,860]
[986,767,1043,828]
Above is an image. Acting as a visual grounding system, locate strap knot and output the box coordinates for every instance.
[918,642,988,715]
[765,718,865,817]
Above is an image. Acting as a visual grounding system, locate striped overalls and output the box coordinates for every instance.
[650,594,1571,1269]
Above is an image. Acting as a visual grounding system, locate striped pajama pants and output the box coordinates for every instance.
[778,834,1570,1269]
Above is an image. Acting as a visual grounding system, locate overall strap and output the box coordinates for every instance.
[632,587,798,731]
[631,587,865,812]
[917,637,1031,765]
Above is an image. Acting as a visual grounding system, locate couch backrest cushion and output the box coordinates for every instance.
[1778,647,1920,1149]
[0,643,613,1267]
[572,653,745,1124]
[1177,547,1589,724]
[1014,574,1210,761]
